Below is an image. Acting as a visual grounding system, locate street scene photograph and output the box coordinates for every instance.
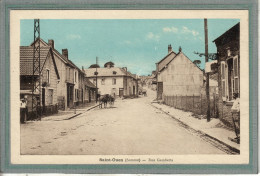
[19,17,241,155]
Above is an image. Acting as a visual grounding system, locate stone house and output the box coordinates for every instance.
[20,46,60,118]
[85,63,138,97]
[29,38,88,109]
[156,45,204,100]
[213,22,240,127]
[29,39,73,109]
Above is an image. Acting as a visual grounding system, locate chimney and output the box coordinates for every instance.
[122,67,127,72]
[62,49,68,59]
[48,40,54,49]
[179,46,182,52]
[168,44,172,53]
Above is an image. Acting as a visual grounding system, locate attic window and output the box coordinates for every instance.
[94,71,98,75]
[227,48,231,57]
[113,71,117,75]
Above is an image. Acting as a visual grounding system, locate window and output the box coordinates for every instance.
[93,78,96,85]
[233,56,239,94]
[221,56,239,101]
[221,61,226,101]
[227,48,231,57]
[48,89,53,104]
[101,78,105,85]
[112,78,116,85]
[75,72,77,82]
[68,68,70,80]
[47,69,50,84]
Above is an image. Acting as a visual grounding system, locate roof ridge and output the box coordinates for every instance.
[156,51,176,64]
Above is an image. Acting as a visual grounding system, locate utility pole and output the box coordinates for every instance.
[204,18,210,122]
[95,57,98,103]
[32,19,41,120]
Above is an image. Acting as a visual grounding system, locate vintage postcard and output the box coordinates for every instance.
[9,9,249,165]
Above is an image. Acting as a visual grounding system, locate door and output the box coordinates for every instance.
[119,88,124,97]
[82,88,84,103]
[89,90,91,102]
[67,84,70,107]
[111,88,116,97]
[42,88,45,113]
[157,82,163,100]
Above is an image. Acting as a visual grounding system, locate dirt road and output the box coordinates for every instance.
[21,90,225,155]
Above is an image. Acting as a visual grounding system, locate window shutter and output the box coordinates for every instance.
[221,61,226,101]
[233,56,239,94]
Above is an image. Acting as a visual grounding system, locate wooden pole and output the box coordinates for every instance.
[96,57,98,103]
[204,18,210,122]
[193,94,194,112]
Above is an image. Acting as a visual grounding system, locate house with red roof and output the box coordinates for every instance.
[20,45,60,118]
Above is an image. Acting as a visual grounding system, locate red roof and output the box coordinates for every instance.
[20,46,60,79]
[20,46,51,75]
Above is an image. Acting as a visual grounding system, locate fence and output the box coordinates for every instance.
[26,104,58,120]
[163,94,219,118]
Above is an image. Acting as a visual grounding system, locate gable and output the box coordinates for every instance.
[30,38,49,47]
[160,52,203,75]
[20,46,60,79]
[157,51,176,72]
[20,46,50,75]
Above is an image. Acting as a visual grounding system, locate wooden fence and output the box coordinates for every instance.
[163,94,219,118]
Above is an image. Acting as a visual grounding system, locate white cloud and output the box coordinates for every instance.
[66,34,81,40]
[182,26,199,36]
[146,32,160,41]
[124,40,132,44]
[163,26,178,33]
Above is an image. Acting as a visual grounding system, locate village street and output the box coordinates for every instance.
[21,89,226,155]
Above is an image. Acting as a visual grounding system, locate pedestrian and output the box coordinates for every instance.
[20,96,28,124]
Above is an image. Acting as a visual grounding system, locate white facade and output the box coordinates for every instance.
[157,52,204,96]
[91,77,124,96]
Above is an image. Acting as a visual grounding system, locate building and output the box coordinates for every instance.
[66,60,86,106]
[29,39,72,109]
[213,22,240,127]
[29,38,91,110]
[84,62,138,97]
[156,45,204,100]
[84,77,97,103]
[20,46,60,118]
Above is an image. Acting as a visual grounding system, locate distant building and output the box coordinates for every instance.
[213,22,240,127]
[156,45,204,100]
[84,77,97,103]
[85,64,138,97]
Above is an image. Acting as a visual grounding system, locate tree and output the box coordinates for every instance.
[89,64,100,68]
[104,61,115,68]
[193,60,201,68]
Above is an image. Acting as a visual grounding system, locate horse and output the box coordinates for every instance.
[142,89,147,96]
[108,95,115,105]
[99,94,109,108]
[99,94,115,108]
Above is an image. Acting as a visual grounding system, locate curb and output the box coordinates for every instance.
[150,103,240,154]
[65,104,100,120]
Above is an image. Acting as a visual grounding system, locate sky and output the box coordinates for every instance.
[21,19,239,76]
